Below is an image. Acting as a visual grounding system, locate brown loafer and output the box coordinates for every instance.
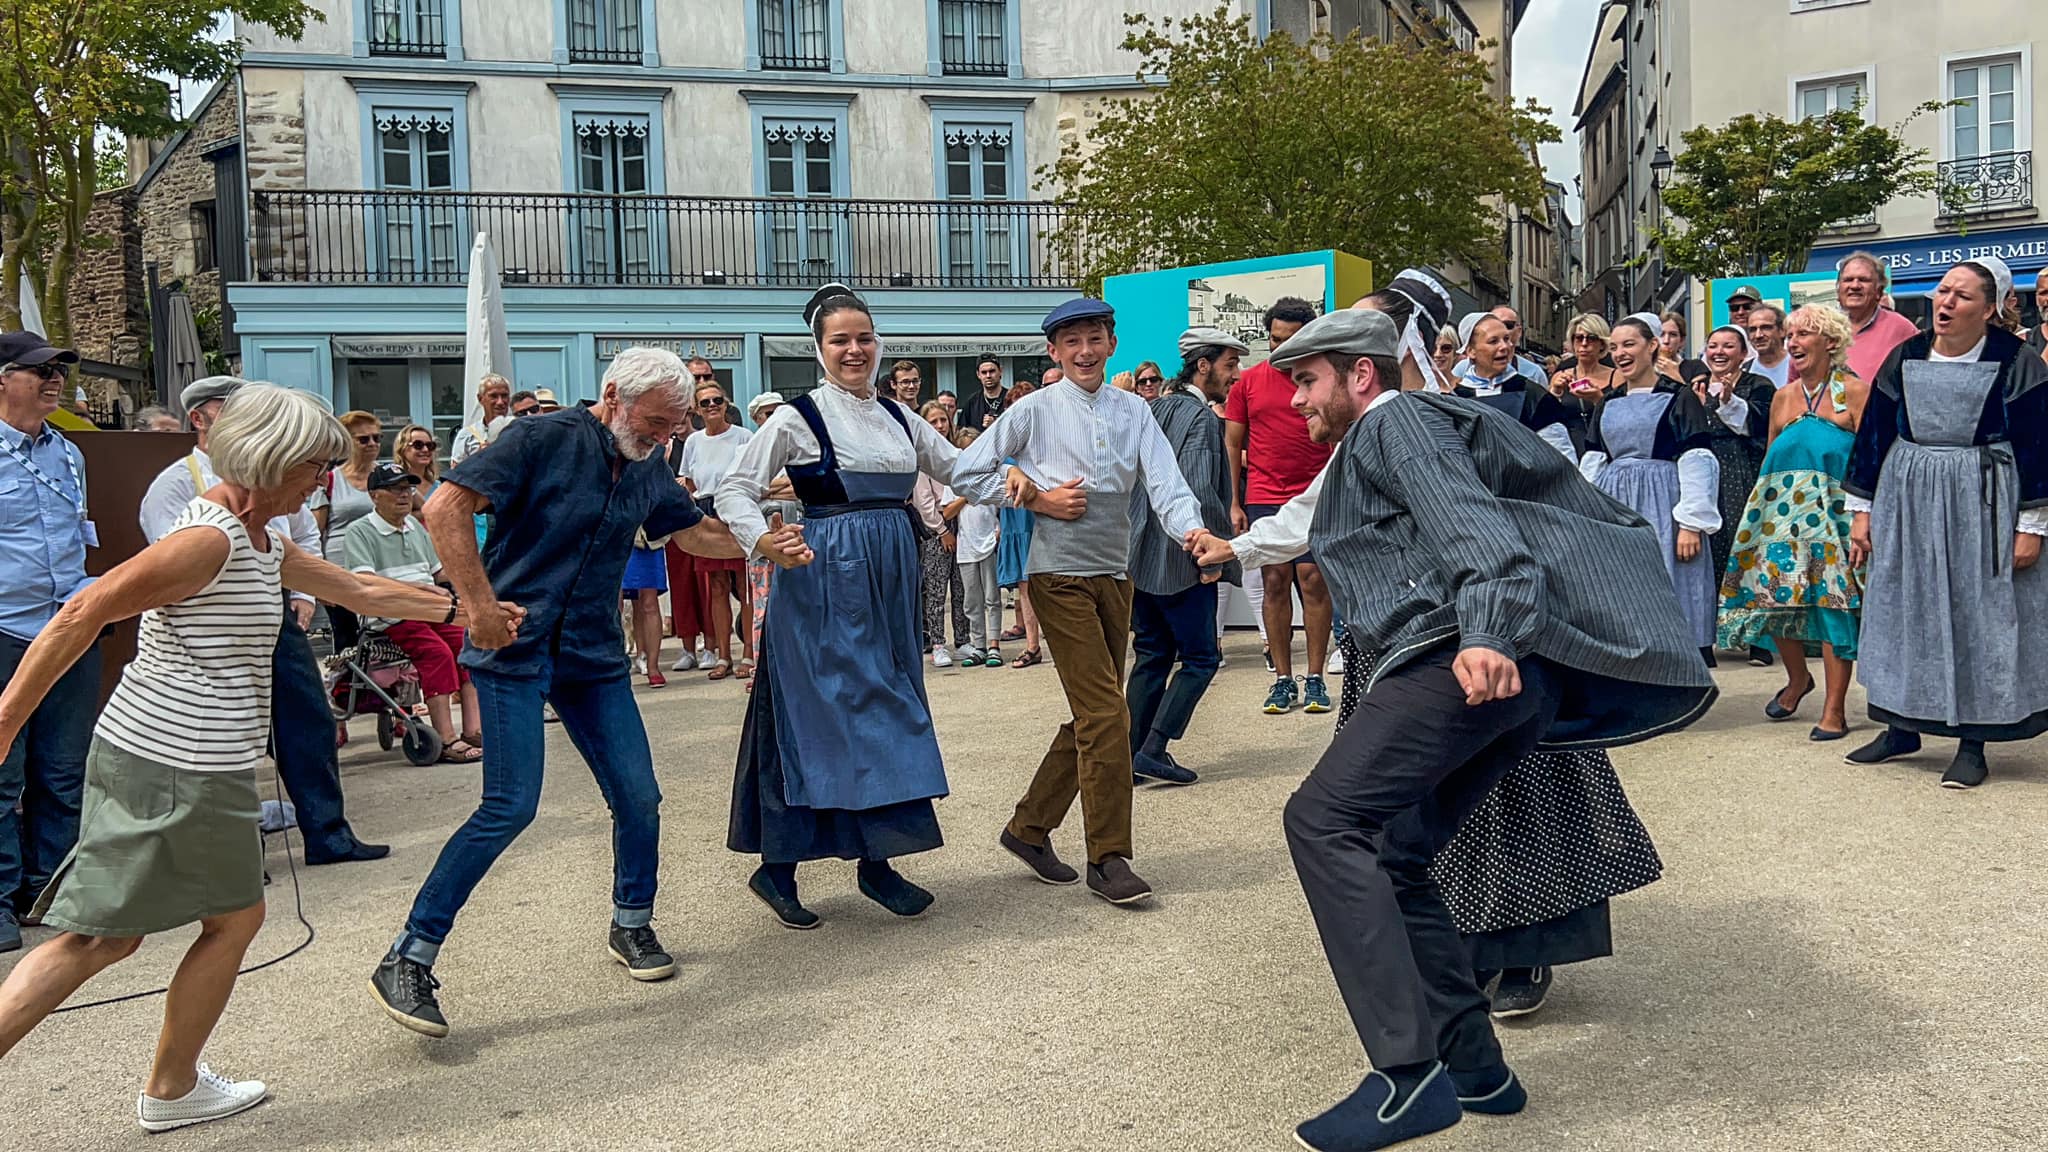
[1087,857,1154,905]
[999,828,1079,885]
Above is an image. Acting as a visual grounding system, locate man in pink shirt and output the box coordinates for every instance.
[1225,297,1337,715]
[1836,251,1920,382]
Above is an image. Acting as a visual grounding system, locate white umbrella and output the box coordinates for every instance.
[18,269,43,336]
[462,232,511,438]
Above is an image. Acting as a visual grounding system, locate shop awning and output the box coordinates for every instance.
[761,335,1046,359]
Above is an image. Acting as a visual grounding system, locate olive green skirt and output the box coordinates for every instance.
[30,738,264,937]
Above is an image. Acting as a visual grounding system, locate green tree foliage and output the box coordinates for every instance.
[1042,6,1556,294]
[1653,106,1941,280]
[0,1,318,343]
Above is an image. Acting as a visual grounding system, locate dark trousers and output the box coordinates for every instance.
[272,617,362,858]
[1011,574,1135,864]
[1126,582,1222,748]
[0,631,99,911]
[1284,646,1561,1071]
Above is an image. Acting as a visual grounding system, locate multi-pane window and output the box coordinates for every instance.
[373,109,459,280]
[941,123,1014,284]
[571,114,653,282]
[1951,57,2019,160]
[368,0,446,56]
[568,0,643,64]
[763,119,839,283]
[938,0,1007,76]
[759,0,829,70]
[1796,76,1865,120]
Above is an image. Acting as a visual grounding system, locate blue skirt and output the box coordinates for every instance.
[622,546,668,593]
[996,506,1034,589]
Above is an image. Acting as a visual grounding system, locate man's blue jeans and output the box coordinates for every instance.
[397,666,661,962]
[273,617,363,859]
[0,631,99,912]
[1126,582,1223,749]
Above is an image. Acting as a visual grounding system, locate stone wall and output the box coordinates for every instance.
[137,74,241,321]
[70,189,148,393]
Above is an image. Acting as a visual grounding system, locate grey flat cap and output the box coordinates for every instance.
[1270,309,1399,369]
[180,375,250,412]
[1178,326,1250,359]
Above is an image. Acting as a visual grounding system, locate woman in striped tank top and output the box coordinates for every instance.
[0,385,522,1134]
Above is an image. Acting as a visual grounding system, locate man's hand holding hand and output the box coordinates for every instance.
[760,512,814,570]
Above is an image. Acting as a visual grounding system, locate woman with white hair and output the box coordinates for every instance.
[1719,305,1869,740]
[0,384,520,1132]
[1843,255,2048,787]
[1581,315,1722,662]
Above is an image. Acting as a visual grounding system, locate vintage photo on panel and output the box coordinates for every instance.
[1187,265,1327,365]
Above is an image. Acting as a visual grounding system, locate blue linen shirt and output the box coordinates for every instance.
[0,421,92,642]
[445,407,703,681]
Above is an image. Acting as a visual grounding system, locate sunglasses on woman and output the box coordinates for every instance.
[353,433,380,446]
[407,438,437,451]
[697,396,726,409]
[1136,375,1163,386]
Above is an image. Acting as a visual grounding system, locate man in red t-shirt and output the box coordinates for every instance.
[1225,297,1337,715]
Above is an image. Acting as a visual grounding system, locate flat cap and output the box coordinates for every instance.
[748,391,785,414]
[1042,298,1115,339]
[1270,308,1399,369]
[180,375,250,412]
[1178,326,1250,359]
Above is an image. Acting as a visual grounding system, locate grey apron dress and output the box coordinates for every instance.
[1859,360,2048,738]
[1595,392,1719,648]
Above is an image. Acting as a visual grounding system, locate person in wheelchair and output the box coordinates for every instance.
[343,464,480,764]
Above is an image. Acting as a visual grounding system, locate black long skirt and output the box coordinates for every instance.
[727,636,944,865]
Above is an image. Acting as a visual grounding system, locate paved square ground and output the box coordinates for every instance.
[5,637,2044,1151]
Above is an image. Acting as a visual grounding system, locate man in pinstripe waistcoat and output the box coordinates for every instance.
[1191,309,1716,1152]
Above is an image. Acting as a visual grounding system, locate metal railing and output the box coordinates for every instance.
[939,0,1009,76]
[366,0,447,57]
[758,0,831,70]
[566,0,644,64]
[249,189,1087,290]
[1938,152,2034,217]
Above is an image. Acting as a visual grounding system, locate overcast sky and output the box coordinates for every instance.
[1515,0,1604,222]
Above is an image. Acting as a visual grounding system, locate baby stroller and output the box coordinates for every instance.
[324,633,444,766]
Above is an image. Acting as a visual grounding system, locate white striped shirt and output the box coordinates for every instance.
[97,499,284,772]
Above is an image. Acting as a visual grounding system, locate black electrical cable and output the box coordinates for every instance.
[50,773,316,1015]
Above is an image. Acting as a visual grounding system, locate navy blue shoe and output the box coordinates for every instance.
[1133,750,1198,784]
[1449,1063,1525,1115]
[1294,1064,1462,1152]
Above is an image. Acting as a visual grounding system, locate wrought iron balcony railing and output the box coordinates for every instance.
[366,0,447,57]
[939,0,1010,76]
[248,189,1085,291]
[1938,152,2034,217]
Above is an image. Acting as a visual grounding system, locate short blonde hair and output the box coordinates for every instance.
[1566,313,1611,344]
[211,384,350,490]
[339,409,380,433]
[1786,304,1856,370]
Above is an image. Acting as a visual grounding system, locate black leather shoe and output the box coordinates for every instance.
[1941,745,1989,790]
[1764,679,1813,721]
[748,867,822,930]
[369,953,448,1037]
[1845,727,1921,765]
[1490,967,1552,1018]
[607,922,677,980]
[1133,750,1198,785]
[856,861,935,918]
[306,840,391,866]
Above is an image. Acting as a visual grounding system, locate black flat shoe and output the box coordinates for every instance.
[1809,725,1849,742]
[856,861,935,918]
[305,840,391,866]
[1941,745,1989,789]
[1764,680,1814,721]
[1845,727,1921,765]
[1747,645,1775,667]
[748,867,822,930]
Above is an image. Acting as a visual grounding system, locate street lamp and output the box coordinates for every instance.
[1650,145,1674,189]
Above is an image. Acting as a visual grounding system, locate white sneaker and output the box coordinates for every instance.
[1326,648,1345,675]
[932,646,953,668]
[955,644,979,663]
[694,647,712,669]
[137,1064,269,1132]
[632,653,648,676]
[671,650,697,672]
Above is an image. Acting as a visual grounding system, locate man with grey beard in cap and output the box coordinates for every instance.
[1189,307,1715,1152]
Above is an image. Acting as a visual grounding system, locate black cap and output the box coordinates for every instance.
[0,331,79,369]
[367,462,421,492]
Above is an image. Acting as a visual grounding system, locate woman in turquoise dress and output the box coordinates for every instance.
[1718,304,1870,741]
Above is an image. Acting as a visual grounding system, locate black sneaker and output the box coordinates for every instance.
[856,861,935,918]
[1489,966,1552,1018]
[1133,750,1198,785]
[748,867,822,930]
[999,828,1080,885]
[1845,727,1921,765]
[1263,646,1275,674]
[1941,744,1989,790]
[608,922,677,981]
[369,953,448,1037]
[1086,857,1154,905]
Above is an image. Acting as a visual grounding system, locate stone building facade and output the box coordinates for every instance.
[135,75,243,324]
[70,189,149,397]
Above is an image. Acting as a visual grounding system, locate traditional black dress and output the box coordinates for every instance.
[1847,327,2048,741]
[1453,372,1585,459]
[1698,371,1775,582]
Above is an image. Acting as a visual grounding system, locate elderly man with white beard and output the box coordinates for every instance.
[369,347,811,1039]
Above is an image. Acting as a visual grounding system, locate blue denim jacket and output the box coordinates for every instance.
[0,421,91,642]
[446,407,702,681]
